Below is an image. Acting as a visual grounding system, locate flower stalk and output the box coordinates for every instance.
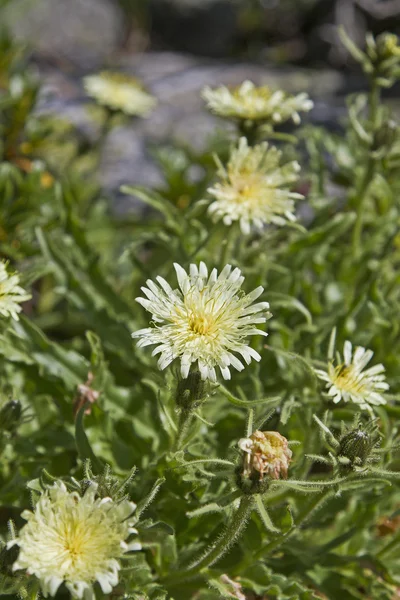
[162,495,254,586]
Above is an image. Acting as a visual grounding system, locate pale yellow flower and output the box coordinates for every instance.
[0,260,31,321]
[9,482,140,599]
[207,137,302,234]
[202,80,313,125]
[83,71,157,116]
[315,340,389,409]
[132,262,271,382]
[239,431,292,480]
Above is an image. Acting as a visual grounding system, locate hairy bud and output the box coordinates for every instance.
[338,428,375,467]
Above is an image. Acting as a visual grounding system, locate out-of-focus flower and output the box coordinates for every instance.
[238,430,292,480]
[9,482,140,599]
[132,262,271,382]
[0,261,31,321]
[207,137,302,235]
[202,80,313,125]
[315,340,389,409]
[73,372,100,418]
[83,71,157,117]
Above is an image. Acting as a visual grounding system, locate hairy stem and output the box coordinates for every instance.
[234,488,332,575]
[174,408,194,451]
[162,495,254,585]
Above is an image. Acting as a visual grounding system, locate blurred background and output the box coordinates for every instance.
[1,0,399,208]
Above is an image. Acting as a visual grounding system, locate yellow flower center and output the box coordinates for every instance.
[189,314,213,335]
[332,363,366,395]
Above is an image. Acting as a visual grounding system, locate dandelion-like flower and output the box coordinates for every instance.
[9,482,141,599]
[206,137,302,235]
[132,262,271,381]
[202,80,313,125]
[0,261,31,321]
[315,340,389,409]
[238,431,292,480]
[83,71,157,117]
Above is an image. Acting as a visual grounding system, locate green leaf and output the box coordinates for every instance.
[74,405,103,474]
[255,495,280,533]
[218,384,281,408]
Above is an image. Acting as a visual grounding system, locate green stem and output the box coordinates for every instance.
[351,80,380,260]
[219,225,238,270]
[162,495,254,585]
[376,531,400,559]
[351,156,376,259]
[174,408,194,451]
[234,488,331,575]
[188,225,217,260]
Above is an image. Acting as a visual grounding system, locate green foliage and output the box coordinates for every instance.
[0,28,400,600]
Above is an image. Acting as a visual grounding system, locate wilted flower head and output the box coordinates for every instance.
[0,261,31,321]
[9,482,140,599]
[202,80,313,125]
[239,431,292,480]
[132,262,271,382]
[315,338,389,410]
[207,137,302,235]
[83,71,157,116]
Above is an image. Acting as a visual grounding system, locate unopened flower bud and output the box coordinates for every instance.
[238,430,292,481]
[338,428,374,467]
[372,120,398,153]
[375,33,400,62]
[0,400,22,433]
[73,372,100,418]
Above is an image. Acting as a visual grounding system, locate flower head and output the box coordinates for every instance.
[315,339,389,410]
[0,261,31,321]
[238,431,292,480]
[132,262,271,381]
[10,482,140,599]
[202,80,313,125]
[207,137,302,234]
[83,71,157,116]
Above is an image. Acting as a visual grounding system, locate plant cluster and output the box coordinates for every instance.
[0,25,400,600]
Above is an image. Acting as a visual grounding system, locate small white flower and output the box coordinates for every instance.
[0,261,31,321]
[9,482,141,599]
[83,71,157,117]
[315,338,389,410]
[132,262,271,381]
[206,137,302,235]
[202,80,313,125]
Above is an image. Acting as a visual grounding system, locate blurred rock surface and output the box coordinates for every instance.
[2,0,124,69]
[35,51,345,207]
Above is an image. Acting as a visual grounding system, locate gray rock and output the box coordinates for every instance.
[3,0,124,69]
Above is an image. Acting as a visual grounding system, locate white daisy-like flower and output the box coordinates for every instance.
[206,137,302,235]
[315,339,389,410]
[83,71,157,117]
[132,262,271,381]
[0,260,31,321]
[9,482,141,599]
[202,80,313,125]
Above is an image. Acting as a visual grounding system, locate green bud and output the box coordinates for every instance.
[175,370,206,410]
[372,120,398,153]
[0,401,22,433]
[338,428,375,467]
[375,33,400,62]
